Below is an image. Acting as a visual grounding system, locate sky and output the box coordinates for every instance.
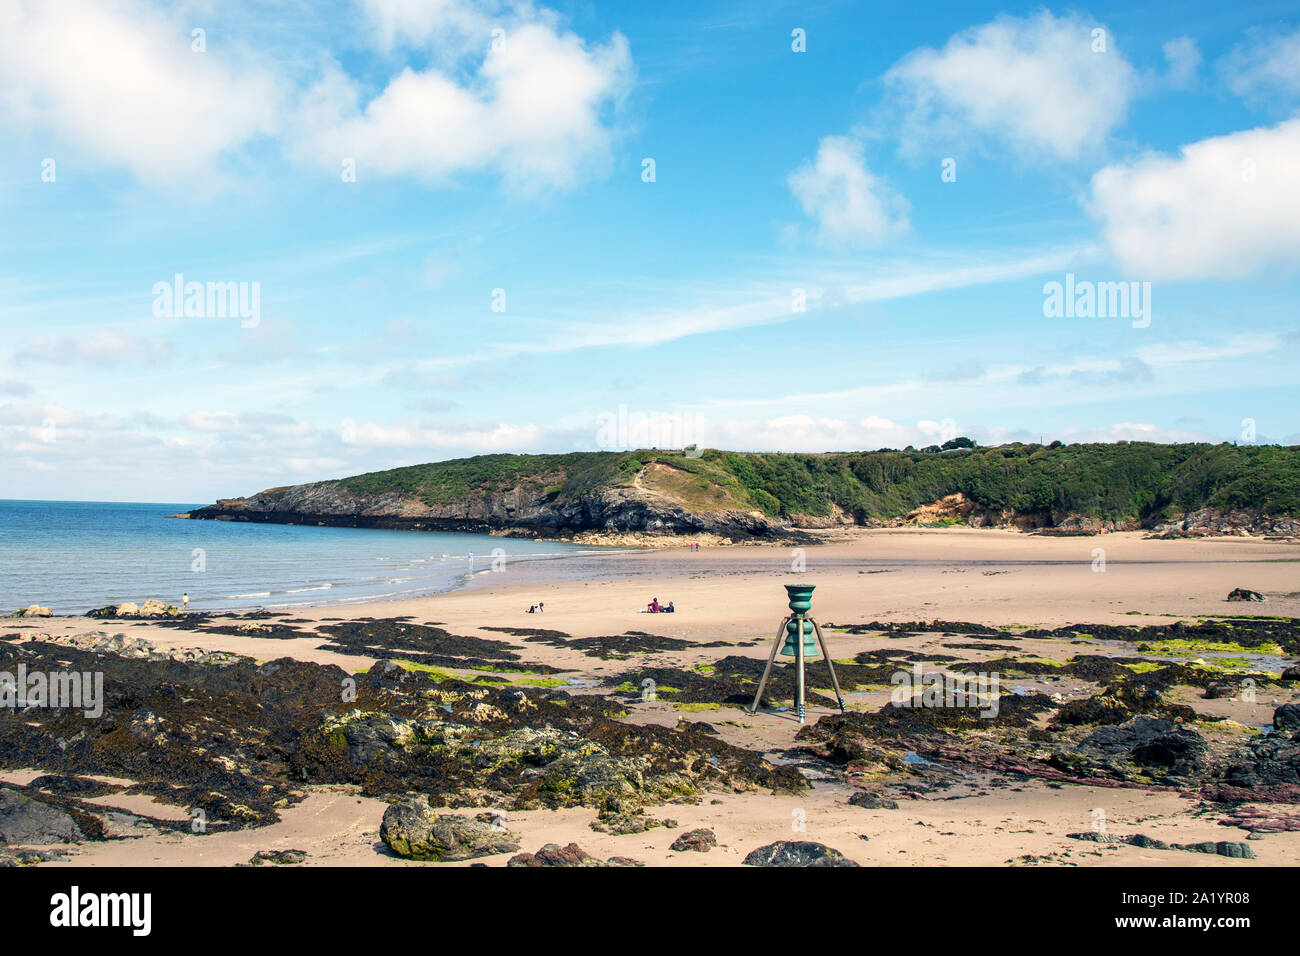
[1,0,1298,503]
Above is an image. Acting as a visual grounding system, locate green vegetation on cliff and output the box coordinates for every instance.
[332,441,1300,524]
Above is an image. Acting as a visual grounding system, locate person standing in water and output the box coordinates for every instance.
[182,592,189,612]
[468,552,474,570]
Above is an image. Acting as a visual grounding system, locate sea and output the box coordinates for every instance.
[0,499,619,614]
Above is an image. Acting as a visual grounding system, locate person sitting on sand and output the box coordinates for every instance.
[665,601,674,613]
[649,598,660,613]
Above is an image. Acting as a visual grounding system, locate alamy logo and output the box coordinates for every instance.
[1042,273,1151,328]
[152,274,260,327]
[596,404,704,457]
[0,664,103,718]
[890,664,1000,718]
[49,886,151,936]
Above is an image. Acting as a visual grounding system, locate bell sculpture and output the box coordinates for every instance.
[748,584,846,723]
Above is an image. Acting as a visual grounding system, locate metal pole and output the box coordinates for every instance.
[748,616,790,715]
[810,617,846,714]
[795,612,806,723]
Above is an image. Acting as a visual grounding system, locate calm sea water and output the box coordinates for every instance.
[0,500,616,614]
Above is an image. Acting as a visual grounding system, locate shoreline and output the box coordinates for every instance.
[11,525,1300,619]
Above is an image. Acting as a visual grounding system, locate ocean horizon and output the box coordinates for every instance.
[0,498,616,615]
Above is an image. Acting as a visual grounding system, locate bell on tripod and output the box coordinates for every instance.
[749,584,846,723]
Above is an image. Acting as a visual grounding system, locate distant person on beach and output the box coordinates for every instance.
[665,601,674,613]
[649,597,660,613]
[468,552,474,569]
[182,592,189,611]
[527,602,545,614]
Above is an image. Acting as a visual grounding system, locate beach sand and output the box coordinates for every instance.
[8,528,1300,867]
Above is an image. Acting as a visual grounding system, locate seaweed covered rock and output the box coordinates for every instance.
[1052,680,1195,727]
[742,841,859,867]
[1226,588,1266,602]
[380,797,519,861]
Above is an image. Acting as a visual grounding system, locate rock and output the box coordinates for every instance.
[1281,665,1300,683]
[1173,841,1255,859]
[380,797,520,861]
[669,828,717,852]
[248,849,307,865]
[589,811,675,835]
[1226,588,1266,602]
[506,842,643,867]
[138,600,169,617]
[742,841,859,867]
[0,847,67,866]
[0,788,85,845]
[1204,681,1239,699]
[1273,703,1300,732]
[1130,727,1210,775]
[848,792,900,810]
[17,605,52,618]
[113,602,139,617]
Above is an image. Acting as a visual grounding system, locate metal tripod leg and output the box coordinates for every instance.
[748,616,791,715]
[795,612,806,723]
[810,617,846,714]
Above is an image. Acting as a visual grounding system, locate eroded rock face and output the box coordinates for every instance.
[380,798,520,861]
[742,841,859,867]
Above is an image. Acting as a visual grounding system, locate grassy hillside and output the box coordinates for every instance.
[332,442,1300,524]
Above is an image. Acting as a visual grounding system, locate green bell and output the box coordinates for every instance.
[779,617,820,658]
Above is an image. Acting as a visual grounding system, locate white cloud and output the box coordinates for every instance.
[0,0,282,181]
[289,15,632,191]
[12,329,174,366]
[1220,27,1300,102]
[883,11,1138,160]
[182,411,241,433]
[1087,118,1300,279]
[341,418,547,451]
[787,137,908,246]
[1162,36,1201,89]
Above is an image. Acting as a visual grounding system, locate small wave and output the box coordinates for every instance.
[227,591,271,599]
[286,584,332,593]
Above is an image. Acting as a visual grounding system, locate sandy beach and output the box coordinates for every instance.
[5,528,1299,867]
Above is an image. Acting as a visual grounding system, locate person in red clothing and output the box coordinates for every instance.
[649,597,660,613]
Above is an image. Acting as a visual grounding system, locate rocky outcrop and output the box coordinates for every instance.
[181,475,790,542]
[894,493,1137,534]
[669,828,717,852]
[380,798,520,861]
[1148,508,1300,538]
[506,843,643,867]
[86,601,180,619]
[0,788,85,845]
[742,841,859,867]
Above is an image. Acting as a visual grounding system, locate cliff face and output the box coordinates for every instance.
[181,475,787,542]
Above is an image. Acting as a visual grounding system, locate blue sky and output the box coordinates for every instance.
[1,0,1298,502]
